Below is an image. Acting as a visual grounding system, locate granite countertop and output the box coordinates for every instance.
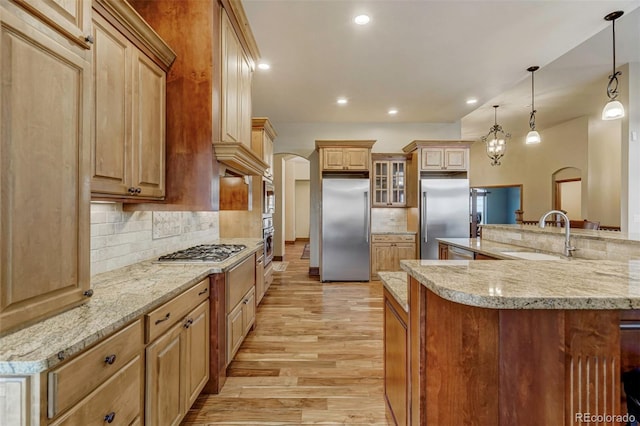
[0,238,262,375]
[378,272,408,312]
[401,259,640,310]
[483,224,640,245]
[437,238,565,260]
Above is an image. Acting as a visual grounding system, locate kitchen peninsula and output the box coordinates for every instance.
[397,250,640,425]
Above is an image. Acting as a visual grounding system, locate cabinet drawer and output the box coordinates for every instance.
[50,355,143,425]
[48,319,143,418]
[227,255,256,312]
[371,234,416,243]
[146,278,210,343]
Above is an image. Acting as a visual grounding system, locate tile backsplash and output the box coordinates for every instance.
[90,202,219,276]
[371,208,408,233]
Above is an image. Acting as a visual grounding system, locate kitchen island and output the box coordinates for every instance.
[400,258,640,425]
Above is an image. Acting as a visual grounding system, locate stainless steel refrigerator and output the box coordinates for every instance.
[420,176,470,259]
[321,177,370,281]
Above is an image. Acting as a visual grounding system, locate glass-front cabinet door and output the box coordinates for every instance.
[373,160,405,207]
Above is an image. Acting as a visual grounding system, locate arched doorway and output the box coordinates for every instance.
[552,167,582,220]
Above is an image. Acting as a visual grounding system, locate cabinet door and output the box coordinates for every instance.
[421,148,444,170]
[395,244,416,271]
[256,256,265,305]
[264,135,274,179]
[322,148,345,170]
[184,301,210,410]
[226,302,244,364]
[373,161,389,206]
[242,287,256,335]
[239,50,252,147]
[372,243,394,279]
[0,10,90,334]
[11,0,91,47]
[145,321,184,426]
[444,148,467,171]
[131,50,165,198]
[91,13,131,196]
[384,296,408,426]
[221,11,240,143]
[344,148,368,170]
[390,161,406,206]
[438,243,449,260]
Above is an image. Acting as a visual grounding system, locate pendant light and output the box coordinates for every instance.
[602,11,625,120]
[525,66,541,144]
[482,105,510,166]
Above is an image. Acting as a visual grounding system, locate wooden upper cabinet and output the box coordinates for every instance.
[11,0,92,49]
[90,4,173,201]
[373,157,407,207]
[421,147,467,171]
[316,140,375,172]
[221,10,253,148]
[402,141,473,173]
[0,7,91,334]
[252,118,276,180]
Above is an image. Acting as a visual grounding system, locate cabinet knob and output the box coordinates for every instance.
[104,354,116,365]
[104,412,116,423]
[83,289,94,297]
[243,299,249,304]
[135,187,141,194]
[127,187,136,195]
[85,35,94,44]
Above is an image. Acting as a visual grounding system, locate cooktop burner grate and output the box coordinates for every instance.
[158,244,246,262]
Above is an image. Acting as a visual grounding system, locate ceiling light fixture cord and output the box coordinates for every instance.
[607,17,620,101]
[529,68,536,130]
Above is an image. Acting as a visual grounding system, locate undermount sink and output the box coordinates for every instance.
[500,251,564,260]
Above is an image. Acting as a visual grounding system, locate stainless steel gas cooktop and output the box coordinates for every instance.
[158,244,246,262]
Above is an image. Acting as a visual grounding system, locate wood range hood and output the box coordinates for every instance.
[213,142,268,177]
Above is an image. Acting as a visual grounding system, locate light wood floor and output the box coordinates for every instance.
[182,241,389,425]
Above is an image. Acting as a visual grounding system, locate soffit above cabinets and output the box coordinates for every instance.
[212,142,268,176]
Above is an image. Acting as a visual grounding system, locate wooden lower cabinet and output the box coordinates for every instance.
[371,235,416,280]
[227,287,256,363]
[256,253,265,305]
[383,289,409,426]
[50,356,143,426]
[145,299,210,426]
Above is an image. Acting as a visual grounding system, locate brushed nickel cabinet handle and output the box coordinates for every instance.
[85,35,94,44]
[183,318,194,329]
[155,313,170,325]
[620,323,640,330]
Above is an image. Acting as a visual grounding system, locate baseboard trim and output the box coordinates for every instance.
[295,237,310,242]
[308,267,319,277]
[273,255,284,261]
[285,240,295,245]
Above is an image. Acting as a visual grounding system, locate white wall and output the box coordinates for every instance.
[470,116,591,221]
[284,159,297,242]
[273,155,286,258]
[295,180,310,238]
[621,63,640,233]
[90,203,219,276]
[272,122,462,156]
[588,118,621,226]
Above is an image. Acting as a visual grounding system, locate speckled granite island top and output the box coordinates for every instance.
[401,259,640,310]
[0,238,262,375]
[378,272,408,312]
[437,237,564,260]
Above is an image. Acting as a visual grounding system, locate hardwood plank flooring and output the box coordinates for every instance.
[182,242,389,425]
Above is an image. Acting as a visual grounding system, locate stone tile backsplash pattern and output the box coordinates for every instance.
[371,208,408,233]
[482,224,640,261]
[91,203,219,276]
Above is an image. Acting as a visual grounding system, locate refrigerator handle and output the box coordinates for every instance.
[364,191,370,243]
[422,191,428,243]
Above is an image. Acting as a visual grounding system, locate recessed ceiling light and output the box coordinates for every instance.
[466,98,478,105]
[257,63,270,70]
[337,98,348,105]
[388,109,398,115]
[354,15,370,25]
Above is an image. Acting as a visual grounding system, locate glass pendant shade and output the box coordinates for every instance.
[526,130,541,144]
[602,99,625,120]
[602,11,625,121]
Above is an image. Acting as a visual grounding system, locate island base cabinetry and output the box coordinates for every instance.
[408,277,632,425]
[383,288,409,426]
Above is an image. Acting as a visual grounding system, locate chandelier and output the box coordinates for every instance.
[602,11,625,120]
[482,105,510,166]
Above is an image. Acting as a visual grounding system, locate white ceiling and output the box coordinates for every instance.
[243,0,640,139]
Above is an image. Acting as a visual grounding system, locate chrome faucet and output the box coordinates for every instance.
[538,210,576,256]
